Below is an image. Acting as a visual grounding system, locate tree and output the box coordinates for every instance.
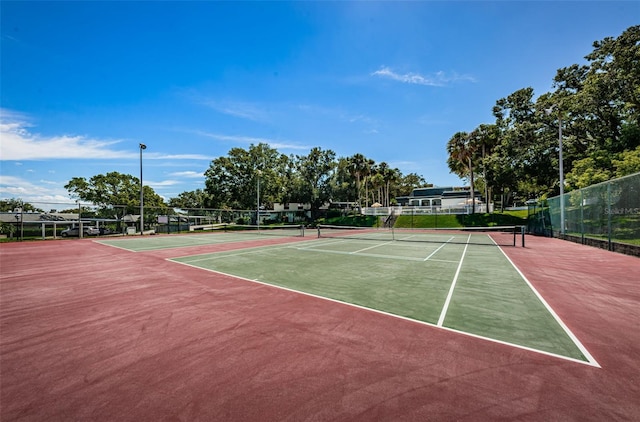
[446,131,477,212]
[64,171,166,218]
[347,153,369,206]
[564,156,613,189]
[369,169,384,205]
[439,25,638,204]
[548,25,640,187]
[361,158,376,207]
[468,124,500,207]
[330,157,358,203]
[293,147,336,219]
[0,199,43,213]
[395,173,428,197]
[204,143,289,210]
[491,87,555,202]
[585,25,639,125]
[380,163,400,207]
[613,146,640,177]
[168,189,209,209]
[201,145,430,214]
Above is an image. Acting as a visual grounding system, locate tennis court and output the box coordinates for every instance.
[2,228,639,421]
[168,227,593,364]
[95,224,305,252]
[97,225,593,364]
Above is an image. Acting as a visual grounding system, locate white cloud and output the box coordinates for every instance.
[0,111,211,162]
[39,179,60,185]
[0,113,132,161]
[198,99,270,122]
[194,131,310,151]
[147,179,181,187]
[152,153,211,160]
[169,171,205,178]
[388,160,421,171]
[0,175,74,206]
[371,66,476,86]
[269,142,311,150]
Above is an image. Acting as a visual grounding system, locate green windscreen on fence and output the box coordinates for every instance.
[546,172,639,247]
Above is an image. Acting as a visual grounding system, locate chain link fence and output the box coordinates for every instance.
[530,172,639,255]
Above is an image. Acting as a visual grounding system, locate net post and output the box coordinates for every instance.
[521,225,525,247]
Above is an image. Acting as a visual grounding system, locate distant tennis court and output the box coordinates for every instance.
[96,224,305,251]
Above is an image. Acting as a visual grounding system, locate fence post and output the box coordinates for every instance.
[607,182,612,251]
[580,190,584,244]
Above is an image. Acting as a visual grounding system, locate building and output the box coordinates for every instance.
[394,186,485,212]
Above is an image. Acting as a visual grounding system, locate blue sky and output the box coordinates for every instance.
[1,1,638,209]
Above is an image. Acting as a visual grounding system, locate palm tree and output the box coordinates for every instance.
[469,124,500,212]
[375,162,400,206]
[347,154,368,206]
[385,167,401,207]
[362,158,375,207]
[446,131,477,213]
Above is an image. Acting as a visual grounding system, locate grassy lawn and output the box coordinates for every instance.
[395,211,527,229]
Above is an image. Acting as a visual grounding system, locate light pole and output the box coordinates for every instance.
[19,201,24,240]
[256,170,262,231]
[77,200,83,239]
[14,214,20,241]
[139,143,146,235]
[546,105,565,236]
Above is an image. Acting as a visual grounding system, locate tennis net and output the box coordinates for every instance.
[208,223,305,237]
[317,225,524,246]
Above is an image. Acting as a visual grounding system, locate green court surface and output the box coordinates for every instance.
[95,230,300,251]
[169,237,595,365]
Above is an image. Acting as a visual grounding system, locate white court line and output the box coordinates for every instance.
[93,240,139,252]
[423,237,455,261]
[496,246,601,368]
[296,238,357,250]
[351,241,394,254]
[95,233,257,252]
[293,239,459,263]
[174,243,297,262]
[437,235,471,326]
[293,247,439,262]
[168,257,600,367]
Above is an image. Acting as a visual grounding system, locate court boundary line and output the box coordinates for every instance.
[92,239,143,252]
[437,235,470,326]
[102,234,600,368]
[423,237,454,261]
[351,241,394,254]
[95,233,317,253]
[497,246,601,368]
[171,243,299,262]
[293,237,462,263]
[94,235,242,252]
[168,257,600,367]
[288,246,459,263]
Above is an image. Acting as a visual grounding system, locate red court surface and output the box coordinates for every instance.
[1,235,639,421]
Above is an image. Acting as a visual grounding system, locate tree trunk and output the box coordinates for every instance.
[469,157,475,214]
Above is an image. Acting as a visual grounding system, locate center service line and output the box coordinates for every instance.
[437,235,471,327]
[423,237,454,261]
